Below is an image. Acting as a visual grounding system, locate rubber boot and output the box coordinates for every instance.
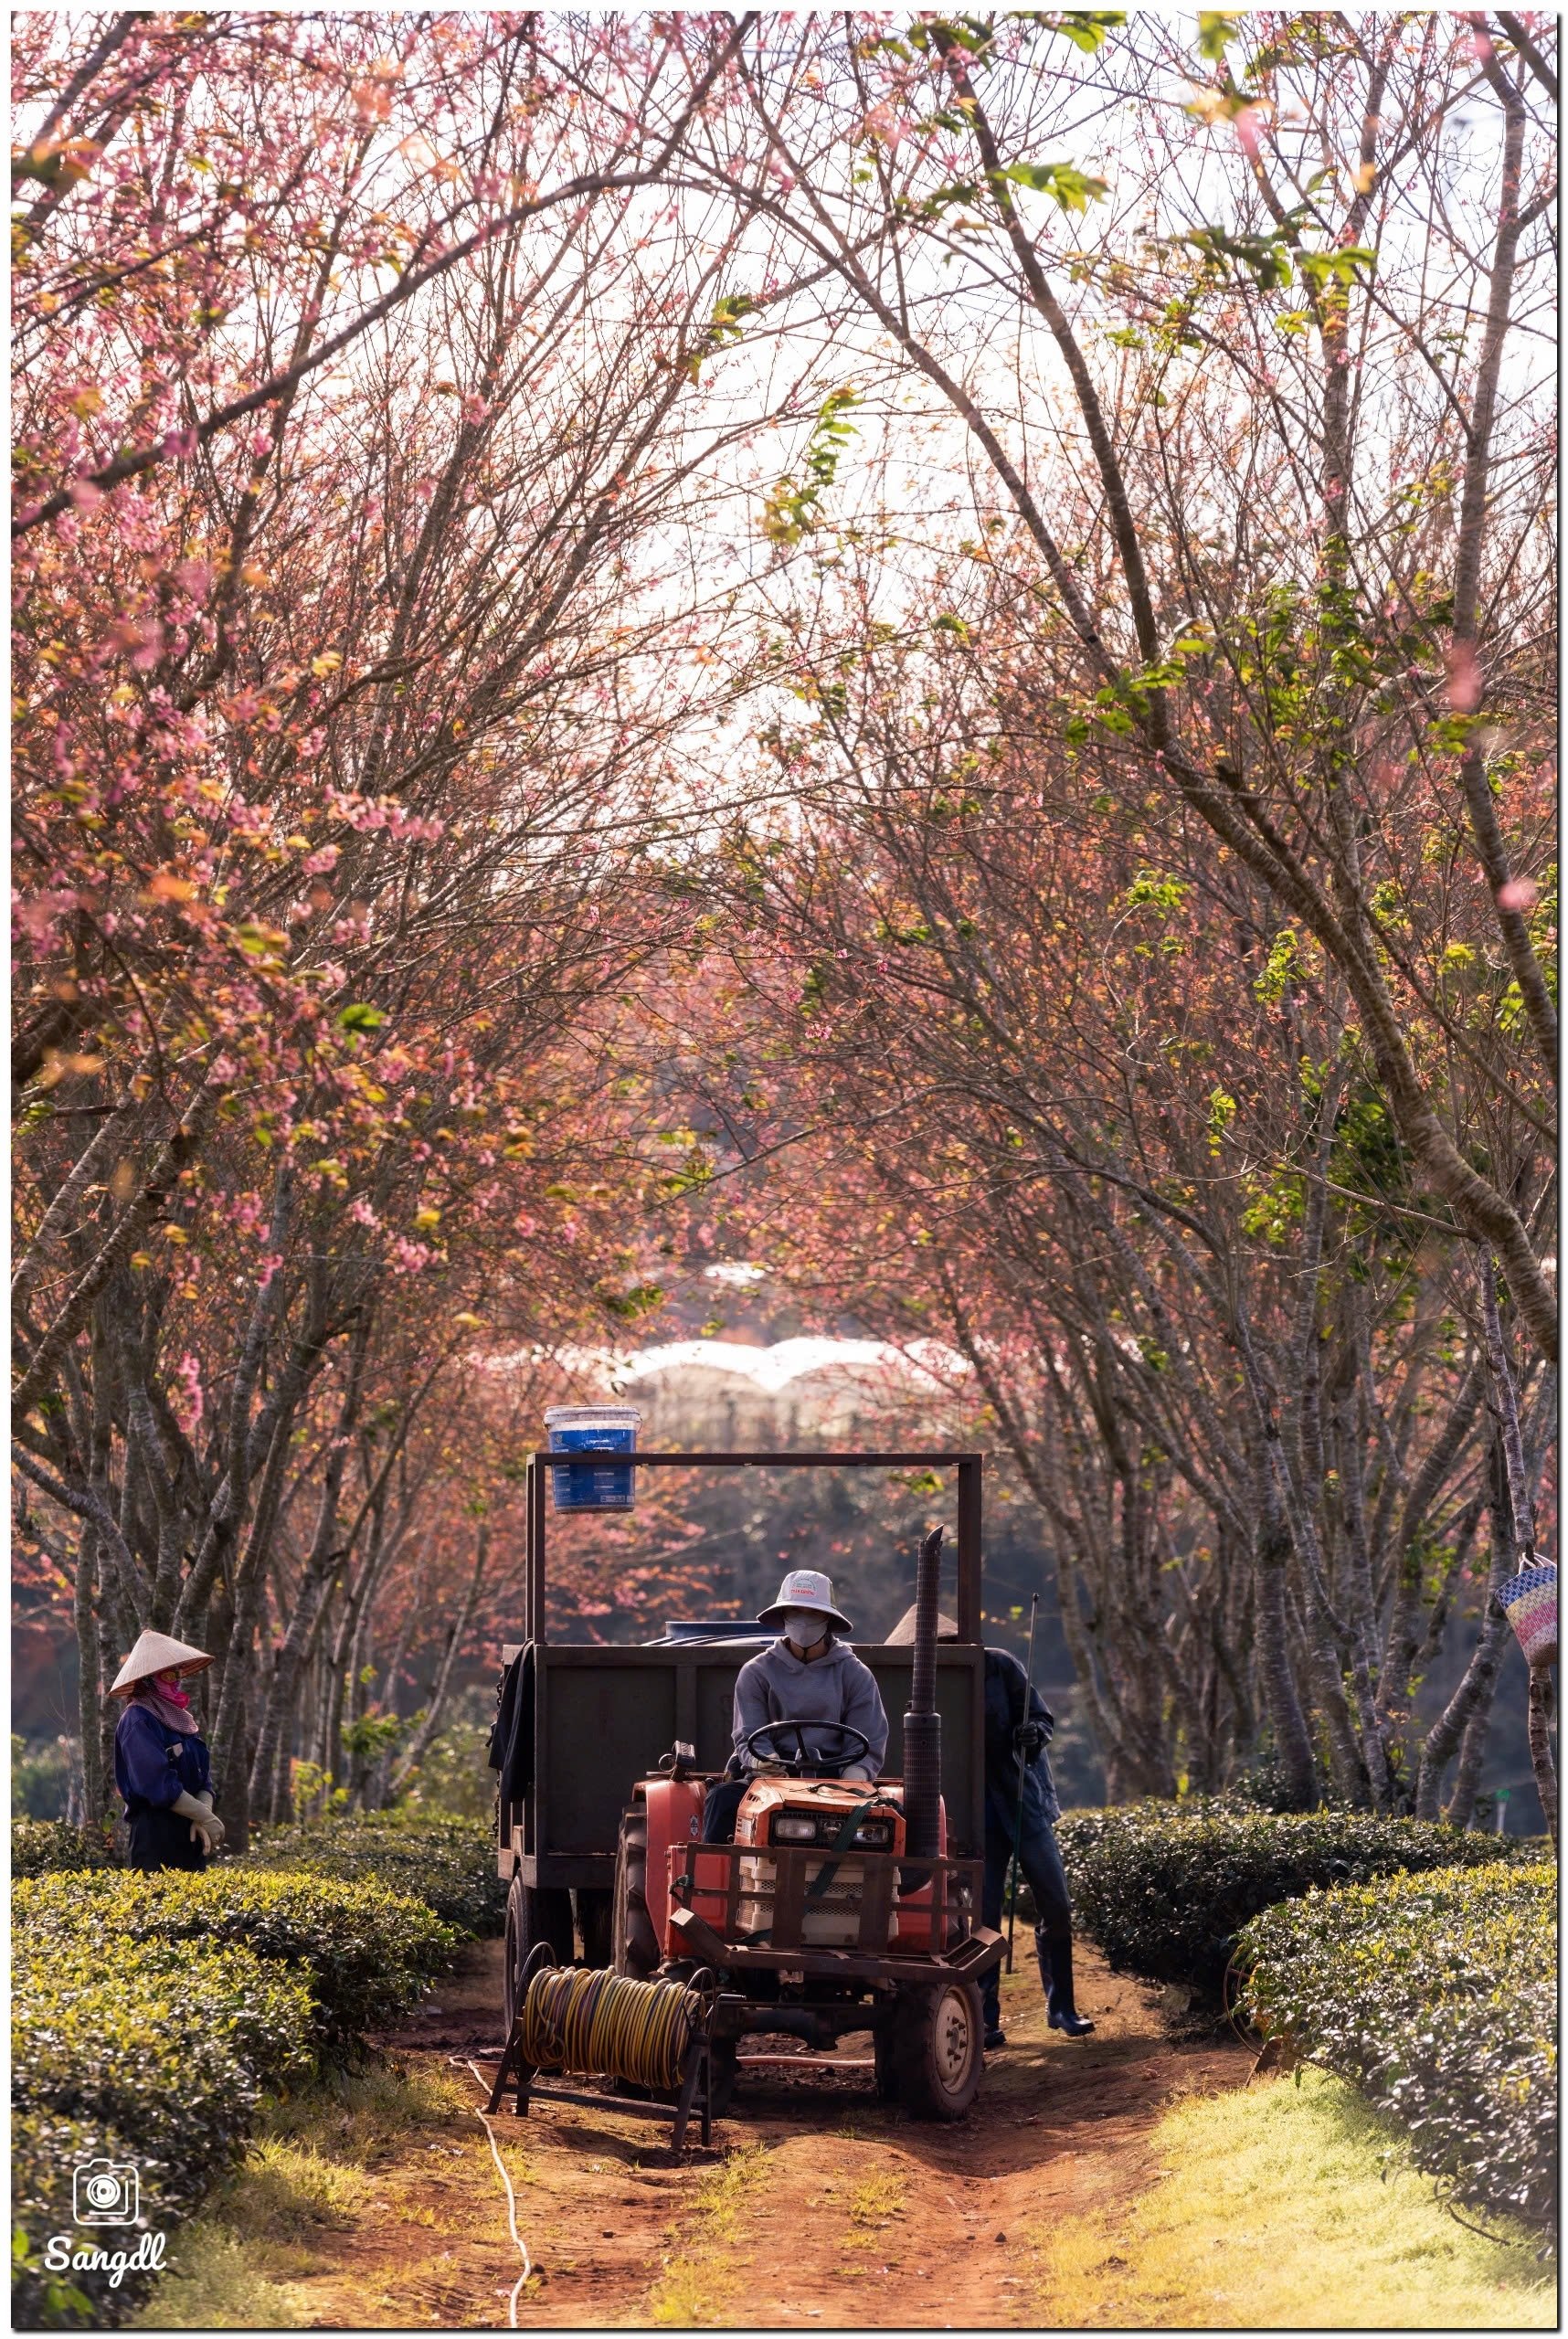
[1039,1932,1096,2036]
[982,1970,1006,2051]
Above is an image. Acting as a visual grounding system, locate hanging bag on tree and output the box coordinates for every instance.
[1498,1558,1557,1670]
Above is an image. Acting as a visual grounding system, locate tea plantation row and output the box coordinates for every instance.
[10,1813,503,2325]
[1057,1801,1556,2237]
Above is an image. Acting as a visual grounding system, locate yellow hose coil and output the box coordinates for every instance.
[520,1966,702,2094]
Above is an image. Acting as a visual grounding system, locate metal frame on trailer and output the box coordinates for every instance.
[524,1448,984,1645]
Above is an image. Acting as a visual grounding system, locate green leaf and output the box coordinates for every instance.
[1196,9,1242,61]
[689,291,757,379]
[1298,244,1377,290]
[917,178,984,219]
[1124,870,1189,915]
[600,1280,664,1321]
[1000,159,1110,214]
[906,15,998,58]
[1038,11,1125,56]
[708,291,756,339]
[1182,224,1292,292]
[335,1002,387,1034]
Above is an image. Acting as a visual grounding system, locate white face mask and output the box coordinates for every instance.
[783,1610,829,1651]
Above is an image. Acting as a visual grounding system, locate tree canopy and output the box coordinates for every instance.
[12,10,1556,1834]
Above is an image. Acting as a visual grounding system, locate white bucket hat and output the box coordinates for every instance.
[109,1629,213,1697]
[757,1569,853,1634]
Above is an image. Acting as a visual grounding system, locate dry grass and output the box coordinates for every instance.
[132,2060,478,2327]
[1029,2066,1555,2330]
[128,2225,313,2330]
[842,2168,908,2249]
[646,2143,769,2326]
[258,2056,470,2164]
[214,2138,369,2239]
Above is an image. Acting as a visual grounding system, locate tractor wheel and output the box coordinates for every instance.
[503,1872,574,2031]
[577,1887,614,1969]
[890,1980,984,2121]
[610,1808,660,1978]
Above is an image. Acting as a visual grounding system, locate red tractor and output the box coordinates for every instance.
[491,1451,1002,2131]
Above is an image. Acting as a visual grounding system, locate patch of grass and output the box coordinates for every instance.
[135,2060,477,2328]
[846,2171,906,2227]
[647,2143,768,2326]
[208,2138,369,2239]
[842,2167,908,2252]
[127,2225,312,2330]
[258,2055,470,2165]
[1029,2068,1554,2330]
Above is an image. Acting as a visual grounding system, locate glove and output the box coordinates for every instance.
[840,1762,876,1784]
[172,1790,225,1856]
[1014,1722,1047,1763]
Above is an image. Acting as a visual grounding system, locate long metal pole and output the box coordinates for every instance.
[1004,1593,1040,1973]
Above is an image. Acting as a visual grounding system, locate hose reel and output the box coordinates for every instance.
[521,1961,705,2094]
[484,1945,721,2155]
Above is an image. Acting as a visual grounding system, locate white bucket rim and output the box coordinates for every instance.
[544,1403,643,1425]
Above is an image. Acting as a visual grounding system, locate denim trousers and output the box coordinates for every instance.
[980,1818,1072,2027]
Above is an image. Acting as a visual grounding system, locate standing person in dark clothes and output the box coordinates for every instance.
[109,1630,224,1871]
[887,1606,1094,2049]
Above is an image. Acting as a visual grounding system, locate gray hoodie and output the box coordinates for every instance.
[732,1636,889,1778]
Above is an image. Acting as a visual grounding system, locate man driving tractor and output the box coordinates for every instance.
[702,1569,889,1841]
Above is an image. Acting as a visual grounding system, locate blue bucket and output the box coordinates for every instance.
[544,1404,641,1512]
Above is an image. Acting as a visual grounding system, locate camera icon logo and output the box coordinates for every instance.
[73,2158,139,2227]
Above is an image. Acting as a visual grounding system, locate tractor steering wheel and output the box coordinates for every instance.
[743,1720,873,1778]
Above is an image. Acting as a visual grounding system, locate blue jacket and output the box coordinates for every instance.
[983,1646,1059,1837]
[113,1702,214,1816]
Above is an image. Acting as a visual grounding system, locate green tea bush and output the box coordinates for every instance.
[11,1930,313,2326]
[1057,1800,1510,2002]
[1243,1863,1556,2234]
[14,1868,455,2055]
[244,1809,505,1937]
[11,1817,119,1878]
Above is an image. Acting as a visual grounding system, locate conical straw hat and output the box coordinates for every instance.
[109,1629,213,1697]
[885,1603,959,1646]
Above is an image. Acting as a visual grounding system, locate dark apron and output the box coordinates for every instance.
[127,1802,208,1873]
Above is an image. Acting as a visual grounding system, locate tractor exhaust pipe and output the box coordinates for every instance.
[901,1524,944,1862]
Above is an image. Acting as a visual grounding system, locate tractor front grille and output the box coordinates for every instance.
[671,1840,980,1957]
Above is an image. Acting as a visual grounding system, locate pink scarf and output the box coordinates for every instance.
[130,1672,201,1735]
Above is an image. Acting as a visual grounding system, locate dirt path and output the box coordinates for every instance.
[275,1937,1251,2329]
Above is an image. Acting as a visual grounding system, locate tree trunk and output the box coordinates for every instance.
[1253,1514,1318,1808]
[223,1681,251,1853]
[1417,1440,1512,1821]
[248,1318,370,1809]
[389,1527,490,1797]
[1445,1691,1498,1829]
[95,1599,123,1850]
[1527,1667,1557,1843]
[74,1527,106,1828]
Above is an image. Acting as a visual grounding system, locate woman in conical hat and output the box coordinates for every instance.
[109,1629,225,1872]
